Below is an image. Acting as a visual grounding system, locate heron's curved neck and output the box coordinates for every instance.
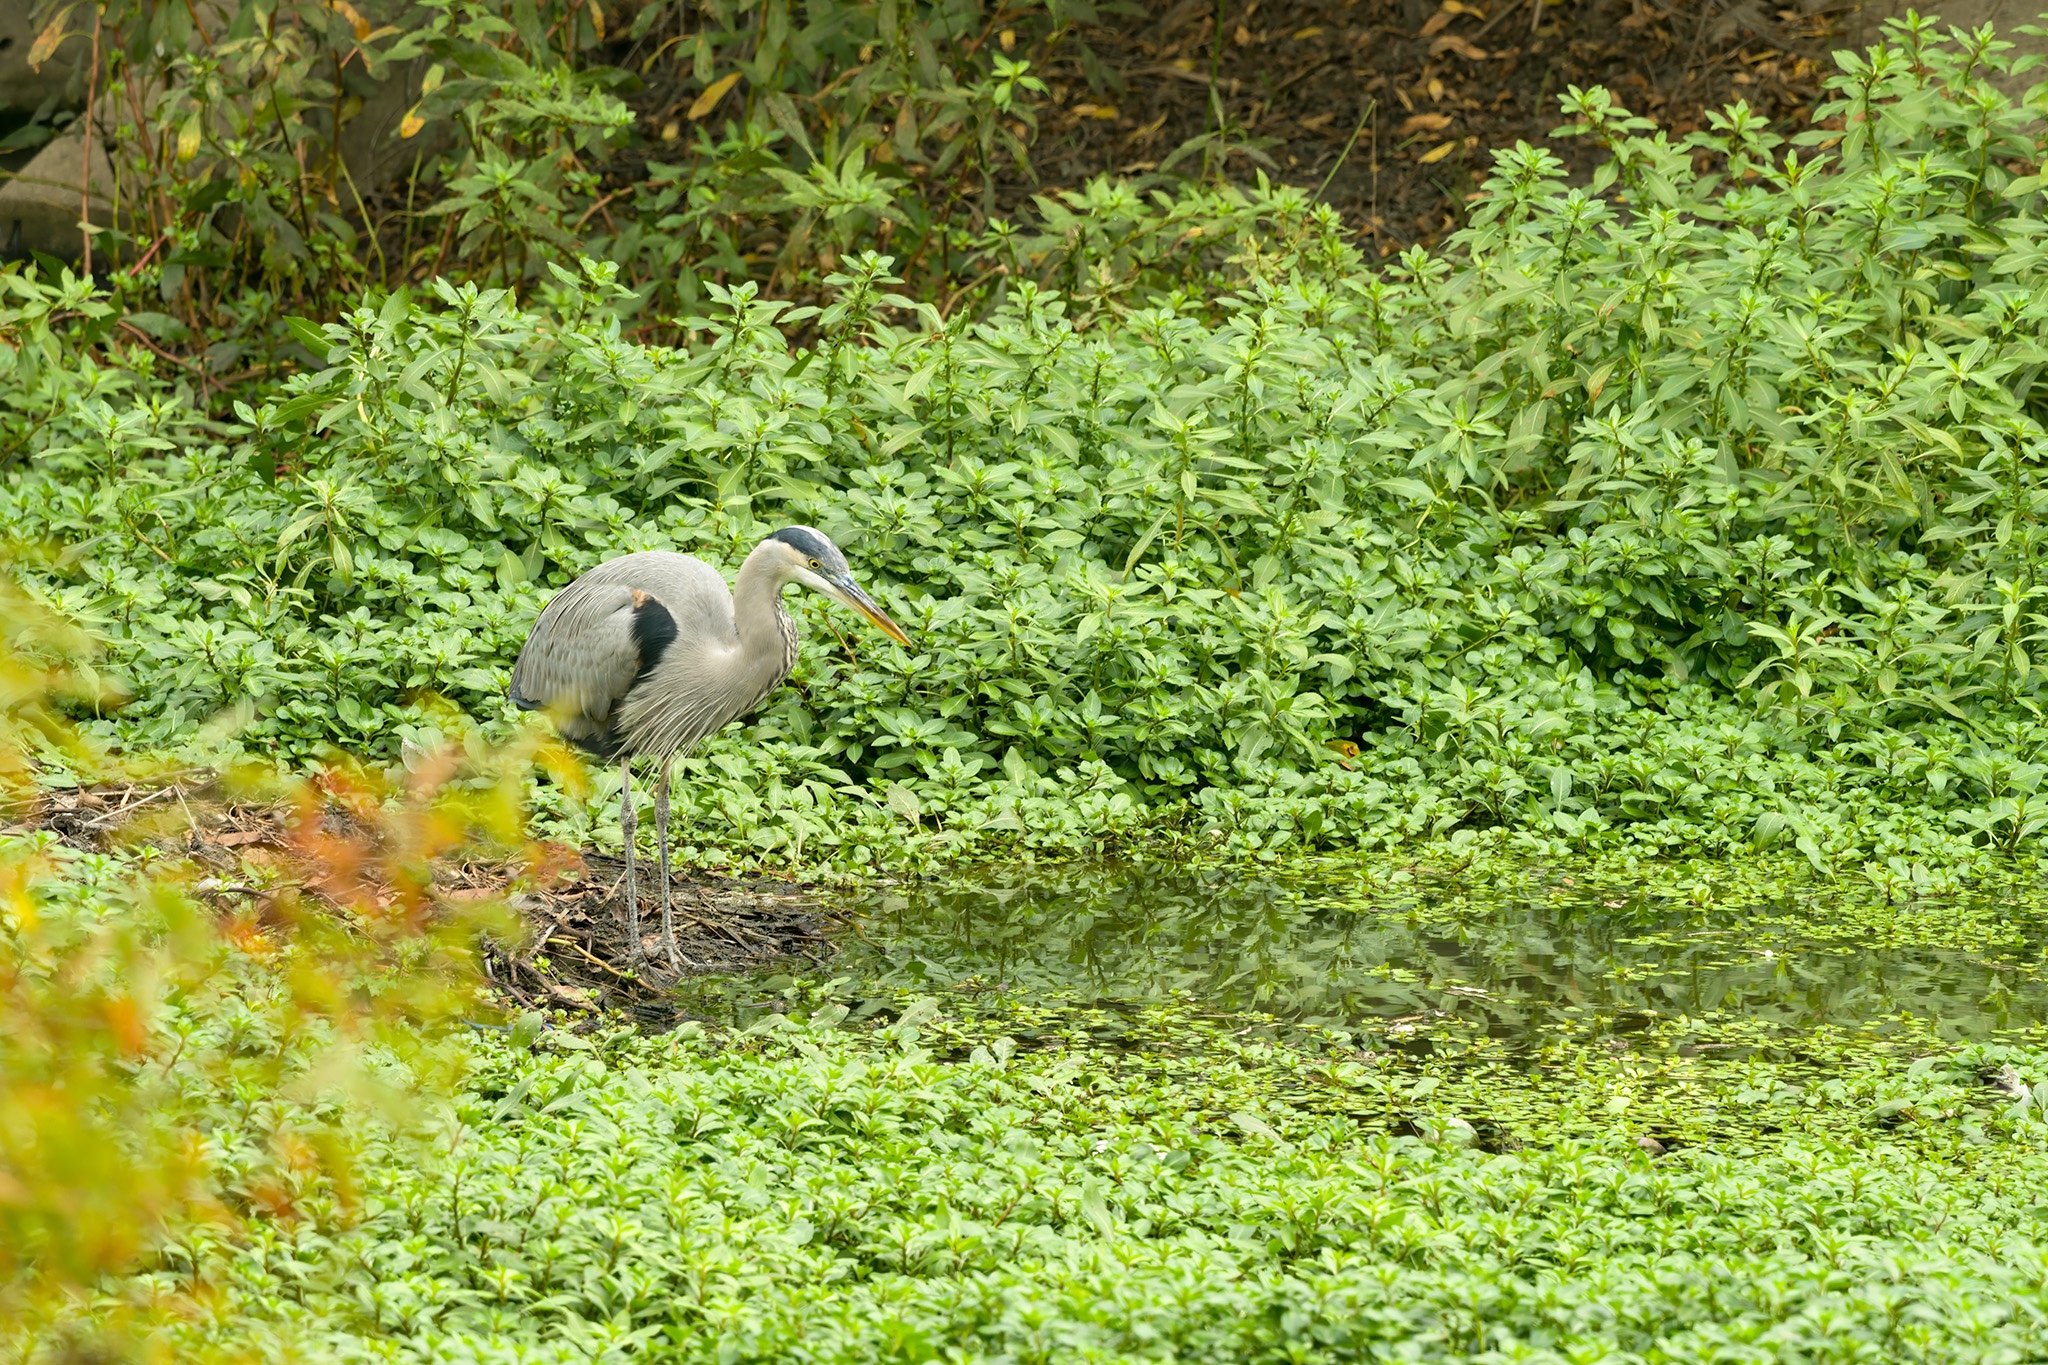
[731,539,796,662]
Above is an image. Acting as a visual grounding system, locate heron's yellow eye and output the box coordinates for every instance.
[808,558,821,569]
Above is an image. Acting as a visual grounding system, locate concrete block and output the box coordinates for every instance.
[0,121,111,260]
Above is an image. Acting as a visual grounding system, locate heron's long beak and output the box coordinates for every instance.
[828,575,911,645]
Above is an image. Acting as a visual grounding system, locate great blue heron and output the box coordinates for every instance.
[509,527,909,971]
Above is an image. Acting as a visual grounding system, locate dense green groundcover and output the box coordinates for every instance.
[149,991,2048,1365]
[17,16,2048,1365]
[9,28,2048,886]
[12,792,2048,1360]
[17,798,2048,1361]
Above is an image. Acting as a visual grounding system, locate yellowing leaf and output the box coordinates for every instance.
[688,71,743,120]
[176,112,203,163]
[328,0,371,41]
[1418,141,1457,164]
[1292,26,1324,39]
[1399,113,1452,135]
[1584,361,1615,405]
[102,994,147,1057]
[27,6,74,72]
[399,104,426,139]
[421,63,445,95]
[587,1,605,42]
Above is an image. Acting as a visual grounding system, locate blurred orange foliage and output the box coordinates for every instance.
[0,578,580,1359]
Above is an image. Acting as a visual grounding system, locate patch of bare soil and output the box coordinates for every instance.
[8,781,212,845]
[9,780,832,1028]
[1020,0,1846,251]
[470,853,834,1029]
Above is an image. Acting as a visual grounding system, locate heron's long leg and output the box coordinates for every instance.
[655,754,680,972]
[619,756,642,966]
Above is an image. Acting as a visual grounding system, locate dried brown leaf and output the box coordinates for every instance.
[1431,35,1490,60]
[1400,113,1454,134]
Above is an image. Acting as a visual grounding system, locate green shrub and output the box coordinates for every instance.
[12,21,2048,877]
[50,0,1100,342]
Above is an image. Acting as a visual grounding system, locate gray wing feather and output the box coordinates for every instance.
[508,580,640,750]
[509,552,737,752]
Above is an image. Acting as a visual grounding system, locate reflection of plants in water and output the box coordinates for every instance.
[855,867,1432,1022]
[840,866,2048,1042]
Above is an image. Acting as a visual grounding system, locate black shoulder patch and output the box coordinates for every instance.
[630,593,679,688]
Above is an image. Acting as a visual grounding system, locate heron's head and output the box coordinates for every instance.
[769,526,911,645]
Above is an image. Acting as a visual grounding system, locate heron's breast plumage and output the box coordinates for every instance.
[614,596,797,758]
[751,599,800,711]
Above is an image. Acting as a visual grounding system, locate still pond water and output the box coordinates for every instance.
[800,866,2048,1045]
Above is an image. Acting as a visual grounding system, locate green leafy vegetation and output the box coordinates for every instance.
[13,9,2048,1363]
[15,803,2048,1361]
[13,20,2048,884]
[45,0,1101,343]
[0,587,545,1354]
[127,993,2048,1363]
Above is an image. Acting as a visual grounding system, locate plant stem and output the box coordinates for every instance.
[1316,99,1375,203]
[82,4,103,275]
[1204,0,1226,179]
